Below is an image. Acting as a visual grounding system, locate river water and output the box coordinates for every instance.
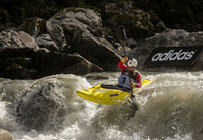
[0,72,203,140]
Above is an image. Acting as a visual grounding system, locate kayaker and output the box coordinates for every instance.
[117,56,142,91]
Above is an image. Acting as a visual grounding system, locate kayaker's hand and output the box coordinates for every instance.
[121,56,128,63]
[130,82,134,87]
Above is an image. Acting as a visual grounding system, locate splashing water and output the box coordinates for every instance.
[0,72,202,140]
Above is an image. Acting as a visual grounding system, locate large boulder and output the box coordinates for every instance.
[46,21,67,51]
[0,49,102,79]
[129,29,203,71]
[33,50,103,77]
[47,7,121,71]
[76,33,121,71]
[14,75,88,131]
[46,7,103,52]
[0,29,39,53]
[0,28,102,79]
[15,78,68,131]
[0,29,39,79]
[0,129,14,140]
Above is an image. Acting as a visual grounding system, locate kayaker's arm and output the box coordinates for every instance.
[118,57,128,71]
[133,72,142,88]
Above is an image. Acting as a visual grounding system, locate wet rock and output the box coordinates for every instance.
[46,21,67,51]
[129,29,203,71]
[114,37,137,57]
[35,34,59,52]
[0,129,14,140]
[0,28,103,79]
[0,30,34,78]
[0,29,40,79]
[15,80,68,131]
[77,33,121,70]
[0,29,39,52]
[0,43,102,79]
[49,7,103,37]
[115,42,132,57]
[126,38,137,49]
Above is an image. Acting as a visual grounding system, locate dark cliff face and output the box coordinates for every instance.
[133,0,203,32]
[0,0,202,79]
[0,0,202,32]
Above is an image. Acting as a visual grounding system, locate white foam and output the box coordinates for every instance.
[0,72,202,140]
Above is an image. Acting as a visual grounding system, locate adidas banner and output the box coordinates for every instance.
[144,46,202,66]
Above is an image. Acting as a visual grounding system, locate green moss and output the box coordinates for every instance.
[82,5,100,12]
[19,17,46,35]
[60,7,85,14]
[9,57,31,66]
[104,10,120,19]
[57,5,100,17]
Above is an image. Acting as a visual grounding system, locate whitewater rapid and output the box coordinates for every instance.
[0,72,203,140]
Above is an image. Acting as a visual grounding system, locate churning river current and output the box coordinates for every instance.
[0,72,203,140]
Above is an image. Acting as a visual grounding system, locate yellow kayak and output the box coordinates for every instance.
[76,79,152,105]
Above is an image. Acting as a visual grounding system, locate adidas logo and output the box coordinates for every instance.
[151,49,196,62]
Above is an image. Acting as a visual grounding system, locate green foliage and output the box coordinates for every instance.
[19,17,46,32]
[62,7,85,13]
[6,63,23,70]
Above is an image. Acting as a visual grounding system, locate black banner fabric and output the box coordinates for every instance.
[144,46,203,66]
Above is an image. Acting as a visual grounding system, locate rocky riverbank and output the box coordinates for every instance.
[0,0,202,79]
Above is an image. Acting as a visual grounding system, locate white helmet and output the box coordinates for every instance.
[127,58,137,67]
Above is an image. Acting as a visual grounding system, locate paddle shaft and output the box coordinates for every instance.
[121,32,134,98]
[117,26,134,98]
